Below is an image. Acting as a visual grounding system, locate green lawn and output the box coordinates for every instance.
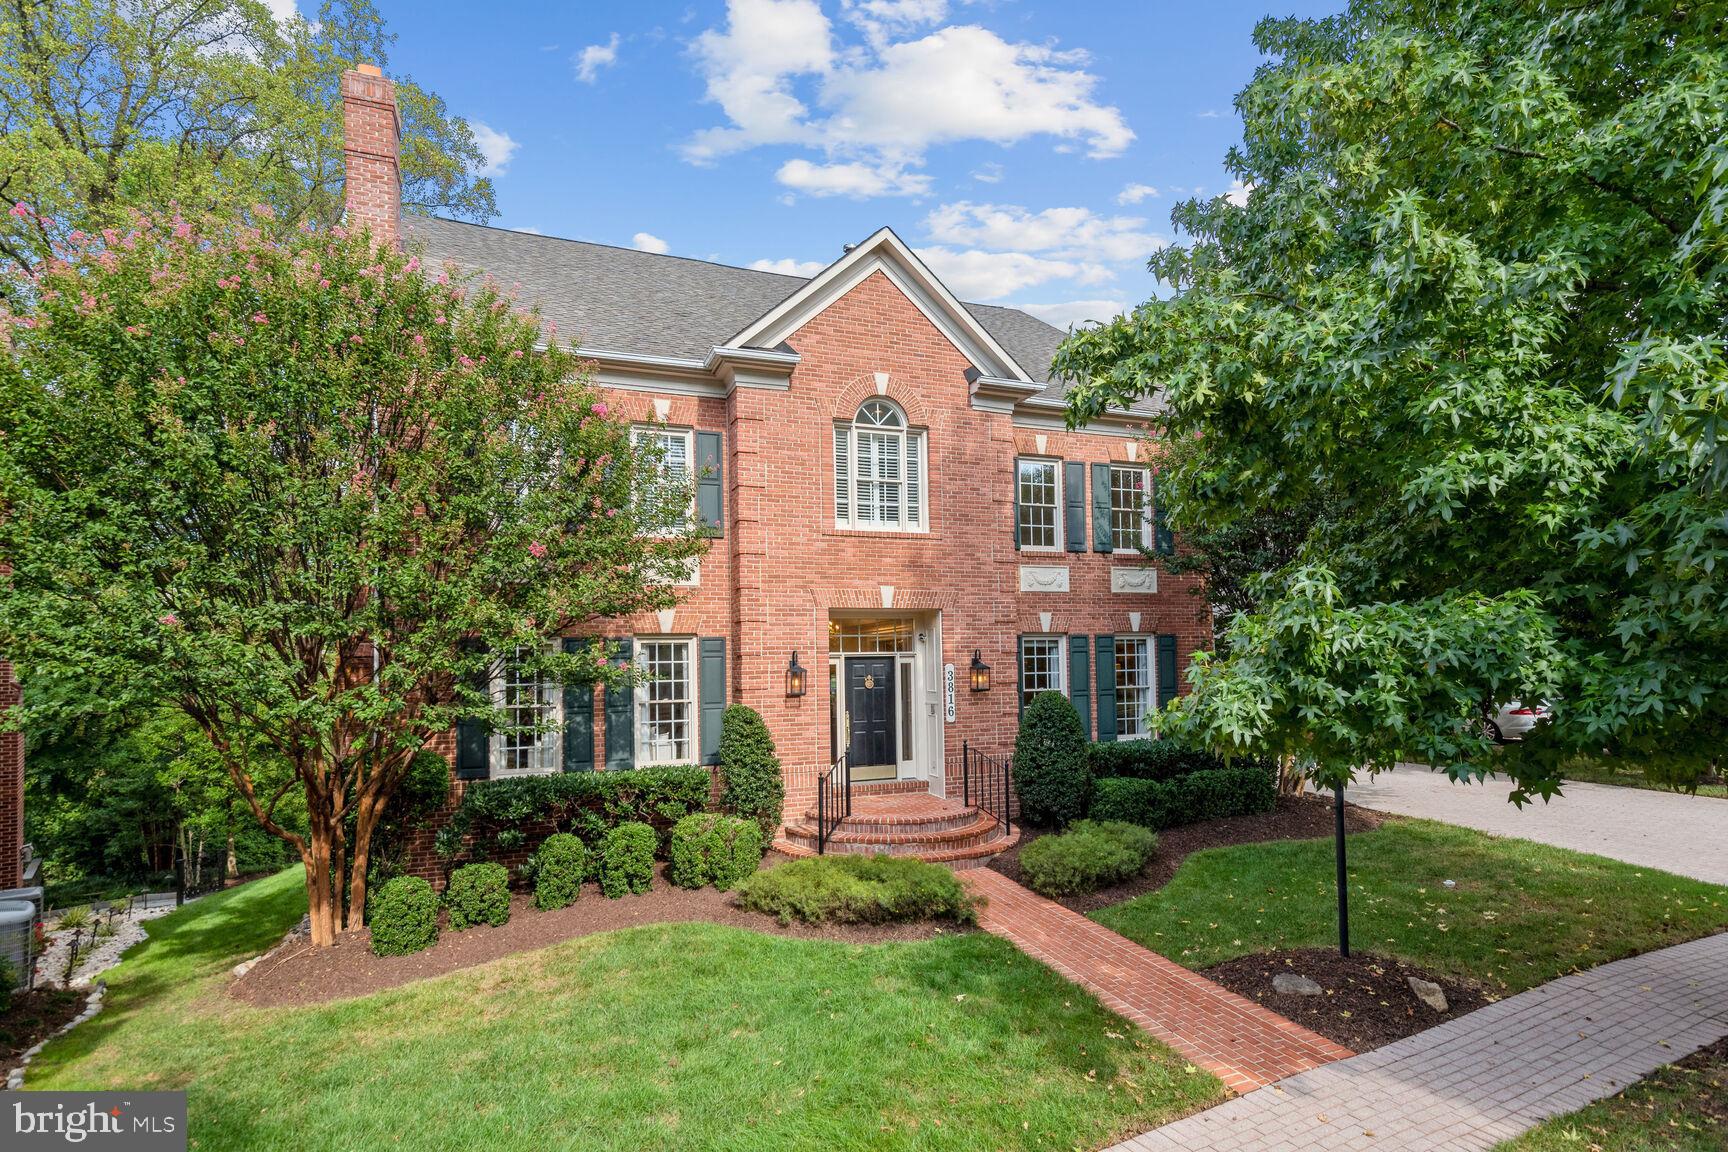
[1495,1041,1727,1151]
[1095,819,1728,994]
[1560,755,1728,801]
[29,869,1220,1151]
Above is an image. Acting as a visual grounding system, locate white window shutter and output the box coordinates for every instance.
[906,431,923,525]
[833,426,850,523]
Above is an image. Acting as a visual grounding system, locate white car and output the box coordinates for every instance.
[1482,700,1549,743]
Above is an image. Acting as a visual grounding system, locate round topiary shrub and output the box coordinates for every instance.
[1013,691,1093,828]
[1019,820,1158,898]
[718,704,785,846]
[370,875,439,956]
[669,813,765,891]
[598,821,656,898]
[529,832,589,910]
[444,861,512,930]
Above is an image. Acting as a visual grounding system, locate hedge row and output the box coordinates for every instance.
[1088,765,1276,830]
[1086,737,1251,782]
[433,764,711,859]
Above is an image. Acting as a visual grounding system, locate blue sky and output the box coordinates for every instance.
[359,0,1343,329]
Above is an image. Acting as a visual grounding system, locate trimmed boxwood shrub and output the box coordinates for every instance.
[444,861,512,930]
[370,875,439,956]
[598,821,656,897]
[1013,691,1093,828]
[434,765,710,860]
[528,832,588,910]
[1087,737,1236,781]
[1089,765,1276,830]
[1019,820,1158,897]
[734,854,978,926]
[717,705,785,846]
[668,813,764,891]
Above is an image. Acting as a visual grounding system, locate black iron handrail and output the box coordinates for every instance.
[961,741,1014,838]
[815,748,851,854]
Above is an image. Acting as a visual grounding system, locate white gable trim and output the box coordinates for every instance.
[727,228,1033,383]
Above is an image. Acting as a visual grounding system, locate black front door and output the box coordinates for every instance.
[846,657,897,770]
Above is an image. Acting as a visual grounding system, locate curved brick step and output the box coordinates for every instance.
[771,824,1018,869]
[797,803,983,834]
[782,811,998,853]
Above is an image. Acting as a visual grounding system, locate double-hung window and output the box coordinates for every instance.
[833,399,926,530]
[1110,466,1153,551]
[1017,458,1061,549]
[1019,636,1066,711]
[633,426,694,535]
[492,647,561,776]
[1114,637,1153,739]
[635,638,695,765]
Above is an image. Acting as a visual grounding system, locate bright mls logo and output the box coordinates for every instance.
[9,1093,186,1150]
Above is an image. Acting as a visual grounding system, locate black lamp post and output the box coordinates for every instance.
[786,651,808,697]
[969,649,991,692]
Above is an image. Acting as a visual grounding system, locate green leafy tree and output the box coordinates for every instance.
[1057,0,1728,801]
[0,0,493,289]
[0,217,703,945]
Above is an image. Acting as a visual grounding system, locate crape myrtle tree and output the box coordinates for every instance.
[1056,0,1728,804]
[0,215,705,946]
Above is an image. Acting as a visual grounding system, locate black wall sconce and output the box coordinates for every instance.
[786,651,808,697]
[969,649,992,692]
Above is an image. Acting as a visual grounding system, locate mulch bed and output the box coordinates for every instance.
[987,793,1386,914]
[1202,948,1493,1052]
[1672,1034,1728,1125]
[232,855,969,1009]
[0,985,86,1080]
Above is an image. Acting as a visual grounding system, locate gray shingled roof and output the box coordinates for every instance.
[404,216,1072,393]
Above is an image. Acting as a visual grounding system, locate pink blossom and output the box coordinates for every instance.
[510,348,524,358]
[251,312,268,325]
[605,507,618,518]
[434,315,445,324]
[159,613,180,627]
[172,220,192,239]
[404,256,420,274]
[590,402,609,417]
[458,354,476,369]
[9,202,31,219]
[528,541,548,558]
[350,334,363,345]
[318,278,331,290]
[413,332,425,347]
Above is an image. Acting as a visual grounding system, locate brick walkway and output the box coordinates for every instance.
[1109,930,1728,1151]
[963,870,1353,1093]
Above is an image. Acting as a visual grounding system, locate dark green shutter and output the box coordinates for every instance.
[699,637,726,765]
[1094,634,1117,741]
[1152,474,1174,555]
[696,430,724,536]
[561,637,595,772]
[1016,634,1028,716]
[1068,635,1091,740]
[1091,463,1113,552]
[1012,460,1023,550]
[455,642,490,780]
[604,637,634,771]
[1156,634,1179,710]
[1063,461,1086,552]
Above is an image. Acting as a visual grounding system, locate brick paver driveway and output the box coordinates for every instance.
[1340,763,1728,885]
[1111,930,1728,1151]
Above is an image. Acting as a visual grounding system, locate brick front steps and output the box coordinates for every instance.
[775,790,1016,868]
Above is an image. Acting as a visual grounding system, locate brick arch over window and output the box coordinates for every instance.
[829,373,932,428]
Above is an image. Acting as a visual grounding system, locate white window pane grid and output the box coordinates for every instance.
[637,640,692,764]
[1018,460,1058,548]
[828,619,913,654]
[1111,467,1150,551]
[497,652,559,774]
[1115,638,1151,739]
[833,402,926,531]
[1020,637,1065,711]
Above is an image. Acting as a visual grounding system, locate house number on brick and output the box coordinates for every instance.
[943,664,956,723]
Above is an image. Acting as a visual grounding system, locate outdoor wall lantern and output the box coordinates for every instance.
[969,650,992,693]
[786,651,808,697]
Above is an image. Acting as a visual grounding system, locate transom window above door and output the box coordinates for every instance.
[833,399,927,531]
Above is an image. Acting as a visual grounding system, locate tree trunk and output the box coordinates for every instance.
[1277,754,1306,797]
[303,821,337,948]
[346,783,389,932]
[226,832,237,880]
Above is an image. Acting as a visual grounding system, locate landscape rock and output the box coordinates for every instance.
[232,958,257,978]
[1408,976,1449,1012]
[1272,972,1325,996]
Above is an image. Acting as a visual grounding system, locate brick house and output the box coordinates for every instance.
[342,67,1205,868]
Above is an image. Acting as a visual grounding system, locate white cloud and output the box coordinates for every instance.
[263,0,300,21]
[913,246,1108,300]
[575,33,621,83]
[1223,179,1254,207]
[683,1,1132,193]
[632,232,671,254]
[1116,182,1158,205]
[1016,299,1126,329]
[777,158,931,198]
[750,257,829,276]
[1197,109,1221,118]
[925,201,1163,263]
[471,122,519,177]
[971,161,1005,184]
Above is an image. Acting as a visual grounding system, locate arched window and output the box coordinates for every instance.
[833,398,926,530]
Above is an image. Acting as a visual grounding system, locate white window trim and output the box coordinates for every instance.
[489,644,563,777]
[1016,457,1064,552]
[1019,634,1067,708]
[633,424,696,537]
[1113,634,1155,741]
[832,407,929,533]
[633,636,698,766]
[1110,464,1154,552]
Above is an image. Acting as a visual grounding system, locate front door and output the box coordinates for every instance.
[846,657,897,777]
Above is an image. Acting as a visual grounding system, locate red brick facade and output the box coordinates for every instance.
[342,69,1207,877]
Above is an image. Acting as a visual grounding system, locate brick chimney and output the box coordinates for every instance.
[341,63,401,248]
